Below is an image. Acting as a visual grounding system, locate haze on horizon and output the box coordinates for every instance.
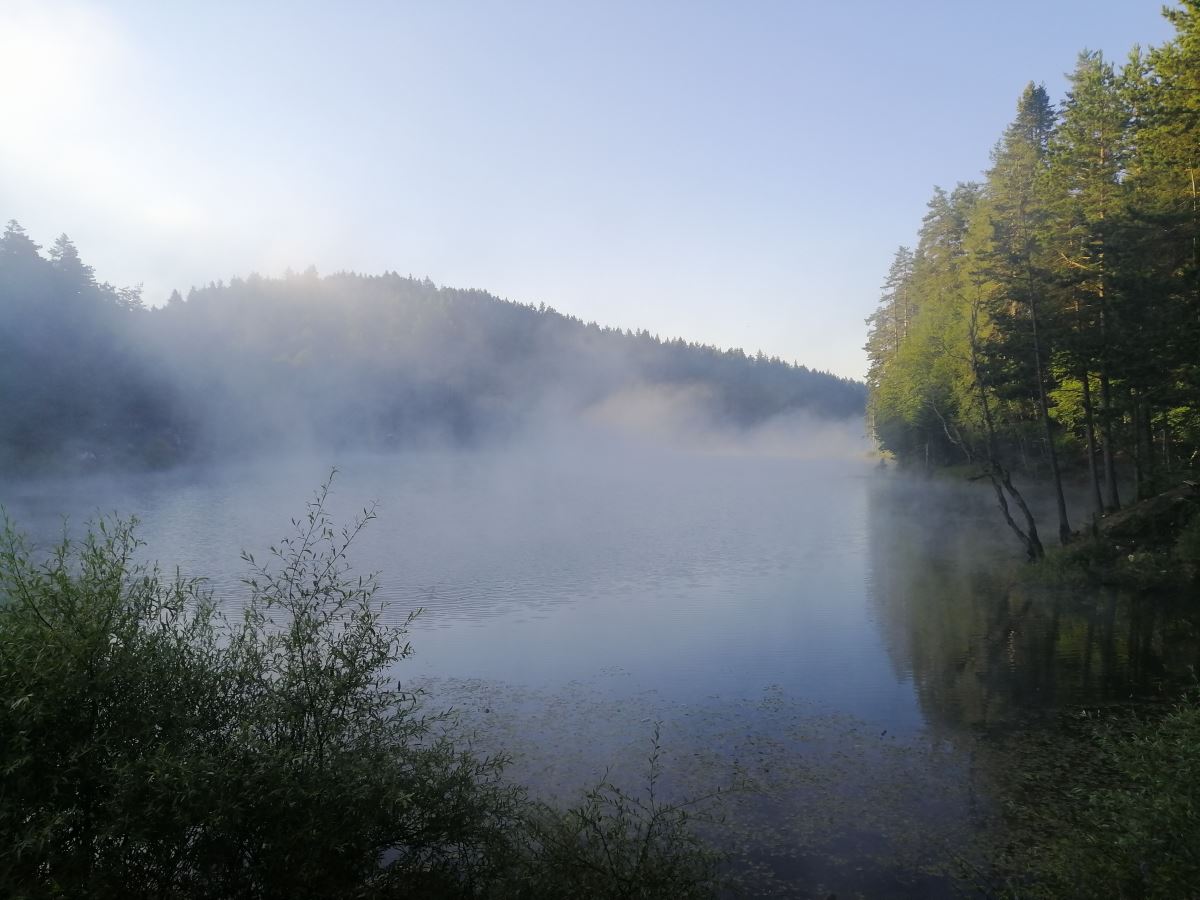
[0,0,1174,379]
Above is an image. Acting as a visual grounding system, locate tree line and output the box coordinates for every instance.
[865,2,1200,559]
[0,225,864,471]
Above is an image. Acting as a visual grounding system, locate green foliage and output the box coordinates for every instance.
[866,5,1200,548]
[1021,483,1199,589]
[0,516,229,895]
[866,186,983,466]
[506,727,723,900]
[0,478,722,899]
[1024,537,1113,587]
[1010,699,1200,899]
[1175,514,1200,569]
[0,228,864,470]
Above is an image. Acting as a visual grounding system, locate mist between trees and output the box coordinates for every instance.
[0,224,863,474]
[865,3,1200,560]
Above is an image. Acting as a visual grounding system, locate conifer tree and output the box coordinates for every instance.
[974,84,1073,544]
[865,246,914,399]
[867,4,1200,553]
[48,234,96,290]
[0,220,41,261]
[1047,51,1131,513]
[1123,3,1200,484]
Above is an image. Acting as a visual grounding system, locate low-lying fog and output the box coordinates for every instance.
[8,412,1197,896]
[3,414,899,716]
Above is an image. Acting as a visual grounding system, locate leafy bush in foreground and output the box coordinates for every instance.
[0,479,720,899]
[510,727,723,900]
[1001,699,1200,899]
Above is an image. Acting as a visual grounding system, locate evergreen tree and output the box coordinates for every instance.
[48,233,97,292]
[0,220,42,262]
[867,6,1200,559]
[1122,4,1200,486]
[864,246,914,407]
[973,84,1073,544]
[1047,51,1132,513]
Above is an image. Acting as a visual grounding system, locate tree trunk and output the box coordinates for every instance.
[1141,396,1156,497]
[967,299,1044,560]
[1028,294,1072,544]
[1081,369,1104,519]
[1000,466,1044,560]
[1132,393,1145,501]
[1098,334,1121,511]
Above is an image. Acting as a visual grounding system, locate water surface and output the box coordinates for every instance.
[5,445,1197,896]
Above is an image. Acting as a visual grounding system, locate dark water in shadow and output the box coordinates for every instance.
[3,447,1197,896]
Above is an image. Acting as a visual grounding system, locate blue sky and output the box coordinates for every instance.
[0,1,1176,378]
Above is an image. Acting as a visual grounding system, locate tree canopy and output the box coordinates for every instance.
[866,5,1200,556]
[0,230,864,470]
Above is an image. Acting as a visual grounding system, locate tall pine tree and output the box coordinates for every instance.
[973,84,1073,544]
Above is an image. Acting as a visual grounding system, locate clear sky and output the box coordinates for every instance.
[0,1,1177,379]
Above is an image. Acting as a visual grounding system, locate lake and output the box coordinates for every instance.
[4,437,1197,896]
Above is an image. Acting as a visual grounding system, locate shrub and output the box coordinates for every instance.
[1175,513,1200,572]
[0,516,230,895]
[1012,699,1200,899]
[0,477,720,899]
[0,481,525,899]
[510,727,723,900]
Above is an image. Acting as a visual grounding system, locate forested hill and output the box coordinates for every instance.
[865,2,1199,558]
[0,225,864,470]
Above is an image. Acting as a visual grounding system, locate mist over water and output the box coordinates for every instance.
[4,1,1197,892]
[3,418,903,713]
[5,418,1197,896]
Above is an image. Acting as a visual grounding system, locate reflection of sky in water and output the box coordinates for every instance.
[7,448,1196,896]
[1,449,923,731]
[5,449,1196,737]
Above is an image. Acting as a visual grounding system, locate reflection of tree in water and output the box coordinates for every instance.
[866,476,1200,732]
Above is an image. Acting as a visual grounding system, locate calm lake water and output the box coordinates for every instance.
[4,442,1197,896]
